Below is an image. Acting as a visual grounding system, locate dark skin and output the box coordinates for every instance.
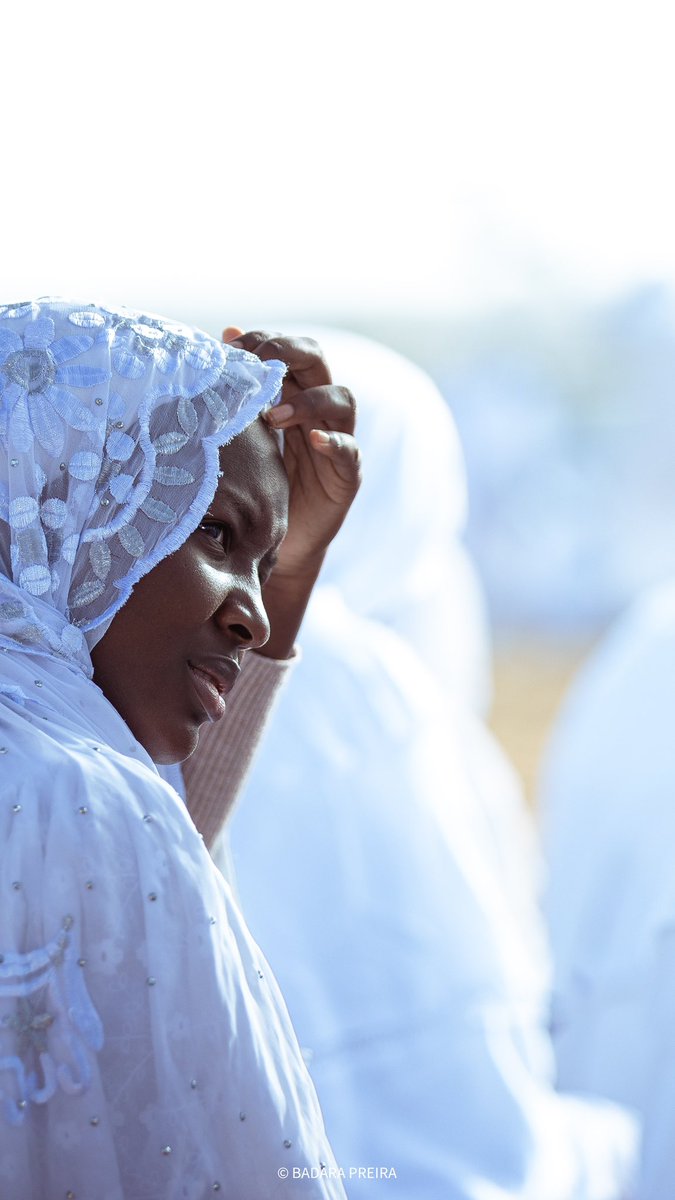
[91,334,360,765]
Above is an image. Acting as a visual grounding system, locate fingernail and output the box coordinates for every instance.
[266,403,295,425]
[312,430,331,444]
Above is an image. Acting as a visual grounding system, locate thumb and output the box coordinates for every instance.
[222,325,245,343]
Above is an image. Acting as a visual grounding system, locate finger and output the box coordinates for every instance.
[264,384,356,435]
[222,325,244,342]
[228,331,332,389]
[309,430,362,492]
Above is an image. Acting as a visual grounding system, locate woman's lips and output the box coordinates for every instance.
[188,664,228,722]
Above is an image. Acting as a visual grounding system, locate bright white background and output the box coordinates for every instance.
[5,0,675,633]
[3,0,675,325]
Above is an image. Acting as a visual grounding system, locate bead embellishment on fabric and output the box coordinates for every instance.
[0,915,103,1124]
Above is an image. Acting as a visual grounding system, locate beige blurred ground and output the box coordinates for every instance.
[488,639,596,811]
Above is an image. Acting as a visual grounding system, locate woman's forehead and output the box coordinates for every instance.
[215,423,289,532]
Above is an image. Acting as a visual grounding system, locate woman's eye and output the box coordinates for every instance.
[198,521,232,551]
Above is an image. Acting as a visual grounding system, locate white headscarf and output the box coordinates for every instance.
[0,299,344,1199]
[0,297,286,670]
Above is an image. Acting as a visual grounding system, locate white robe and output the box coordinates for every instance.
[0,648,344,1199]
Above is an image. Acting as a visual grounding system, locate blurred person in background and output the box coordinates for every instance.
[540,578,675,1200]
[183,330,638,1199]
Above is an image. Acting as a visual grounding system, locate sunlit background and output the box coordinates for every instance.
[5,0,675,796]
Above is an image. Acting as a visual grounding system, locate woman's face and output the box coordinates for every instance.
[91,418,289,764]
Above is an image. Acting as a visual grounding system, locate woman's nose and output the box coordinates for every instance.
[217,582,270,650]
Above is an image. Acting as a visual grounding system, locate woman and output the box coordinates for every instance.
[0,298,360,1198]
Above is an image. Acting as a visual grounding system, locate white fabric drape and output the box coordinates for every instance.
[541,579,675,1200]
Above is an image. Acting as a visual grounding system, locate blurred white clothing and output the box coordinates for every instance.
[212,330,637,1199]
[541,579,675,1199]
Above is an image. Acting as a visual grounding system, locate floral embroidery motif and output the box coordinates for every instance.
[0,317,109,458]
[0,916,104,1125]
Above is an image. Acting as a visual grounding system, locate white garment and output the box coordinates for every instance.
[216,331,637,1199]
[0,299,343,1199]
[541,579,675,1199]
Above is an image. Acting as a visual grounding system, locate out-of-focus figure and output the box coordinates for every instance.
[208,330,637,1198]
[541,578,675,1200]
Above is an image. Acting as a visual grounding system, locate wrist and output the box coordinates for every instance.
[260,557,324,660]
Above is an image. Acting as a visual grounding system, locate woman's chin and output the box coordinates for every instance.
[136,717,201,767]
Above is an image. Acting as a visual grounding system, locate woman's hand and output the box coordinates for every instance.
[224,328,361,657]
